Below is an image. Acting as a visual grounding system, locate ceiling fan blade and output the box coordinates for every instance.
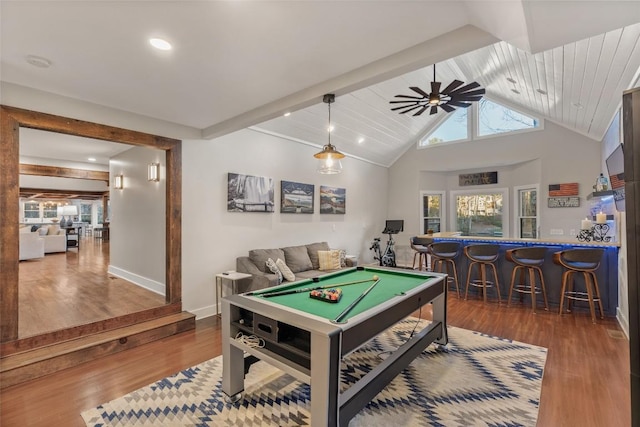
[409,86,430,98]
[429,106,439,115]
[390,100,420,106]
[394,105,423,114]
[447,100,472,108]
[431,81,441,95]
[449,81,481,95]
[441,79,464,94]
[413,105,429,116]
[456,88,485,96]
[392,94,425,100]
[440,103,456,113]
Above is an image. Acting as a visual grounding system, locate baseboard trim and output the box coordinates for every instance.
[189,304,217,320]
[616,307,630,339]
[107,265,165,296]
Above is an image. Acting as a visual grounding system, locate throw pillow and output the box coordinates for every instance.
[281,245,313,273]
[339,249,347,267]
[30,225,39,232]
[265,258,283,285]
[318,250,341,271]
[306,242,330,269]
[48,225,60,235]
[249,248,286,273]
[38,227,49,236]
[276,258,295,282]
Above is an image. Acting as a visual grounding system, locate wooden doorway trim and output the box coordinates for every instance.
[0,105,182,343]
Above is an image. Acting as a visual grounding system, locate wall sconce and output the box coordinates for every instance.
[113,174,124,190]
[148,163,160,182]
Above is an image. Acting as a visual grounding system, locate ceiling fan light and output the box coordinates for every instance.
[428,94,440,105]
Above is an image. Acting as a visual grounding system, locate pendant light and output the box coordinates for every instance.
[314,94,344,174]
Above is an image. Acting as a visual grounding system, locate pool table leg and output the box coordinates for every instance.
[432,283,448,345]
[221,300,245,398]
[310,330,341,427]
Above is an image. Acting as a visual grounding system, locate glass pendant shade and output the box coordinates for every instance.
[314,94,344,174]
[317,155,343,174]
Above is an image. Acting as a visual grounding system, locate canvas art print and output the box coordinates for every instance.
[227,173,274,212]
[281,181,314,214]
[320,185,346,214]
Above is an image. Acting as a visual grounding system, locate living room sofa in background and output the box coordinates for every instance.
[20,225,67,254]
[236,241,355,292]
[19,229,45,261]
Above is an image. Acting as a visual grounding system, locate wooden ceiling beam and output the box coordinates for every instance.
[19,163,109,182]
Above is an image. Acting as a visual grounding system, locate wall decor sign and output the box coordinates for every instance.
[227,173,274,212]
[548,197,580,208]
[319,185,346,214]
[459,171,498,186]
[548,182,579,196]
[280,180,314,214]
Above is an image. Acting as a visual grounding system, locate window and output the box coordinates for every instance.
[420,192,445,233]
[417,98,541,149]
[80,203,92,224]
[451,189,509,237]
[97,205,104,224]
[477,99,540,137]
[515,186,538,238]
[23,202,40,220]
[43,202,59,219]
[418,108,468,147]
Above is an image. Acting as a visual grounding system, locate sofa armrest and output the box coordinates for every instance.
[236,256,280,292]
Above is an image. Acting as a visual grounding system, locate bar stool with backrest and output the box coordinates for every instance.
[505,246,549,312]
[427,241,461,298]
[554,248,605,323]
[410,236,432,271]
[464,244,502,304]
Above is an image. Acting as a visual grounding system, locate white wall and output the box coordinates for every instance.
[389,120,602,242]
[182,128,389,318]
[108,146,166,294]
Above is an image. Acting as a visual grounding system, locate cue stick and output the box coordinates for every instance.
[332,278,381,323]
[257,277,378,298]
[259,279,373,298]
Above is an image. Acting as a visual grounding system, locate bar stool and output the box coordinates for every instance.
[464,244,502,303]
[428,241,461,298]
[505,246,549,312]
[410,236,432,271]
[554,248,605,323]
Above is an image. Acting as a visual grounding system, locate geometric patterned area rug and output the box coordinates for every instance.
[82,319,547,427]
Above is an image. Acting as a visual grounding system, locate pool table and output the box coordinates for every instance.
[221,266,448,427]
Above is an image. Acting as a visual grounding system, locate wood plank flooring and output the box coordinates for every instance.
[18,237,166,338]
[0,294,630,427]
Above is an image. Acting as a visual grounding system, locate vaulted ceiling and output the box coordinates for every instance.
[3,1,640,167]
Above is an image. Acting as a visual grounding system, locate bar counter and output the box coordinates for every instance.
[419,233,620,315]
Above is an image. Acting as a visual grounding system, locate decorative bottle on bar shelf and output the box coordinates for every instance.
[595,173,609,191]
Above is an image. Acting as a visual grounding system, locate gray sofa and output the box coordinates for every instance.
[236,241,355,292]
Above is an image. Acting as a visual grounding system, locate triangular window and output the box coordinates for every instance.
[477,99,539,137]
[418,108,468,147]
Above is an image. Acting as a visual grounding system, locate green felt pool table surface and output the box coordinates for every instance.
[250,267,435,322]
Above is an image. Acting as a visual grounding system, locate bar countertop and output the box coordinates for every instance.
[420,232,620,247]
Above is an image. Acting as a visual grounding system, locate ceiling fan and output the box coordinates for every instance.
[390,64,485,116]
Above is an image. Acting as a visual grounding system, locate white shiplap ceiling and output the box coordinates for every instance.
[2,1,640,167]
[255,23,640,166]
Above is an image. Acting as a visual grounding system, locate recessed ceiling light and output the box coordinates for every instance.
[511,88,520,94]
[25,55,52,68]
[572,102,584,109]
[149,38,172,51]
[506,77,517,84]
[283,112,291,117]
[328,125,335,132]
[536,89,547,95]
[358,137,365,144]
[88,157,96,162]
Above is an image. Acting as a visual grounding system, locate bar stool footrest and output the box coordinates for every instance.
[564,291,600,302]
[513,285,542,294]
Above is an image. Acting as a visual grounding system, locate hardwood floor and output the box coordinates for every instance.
[0,294,630,427]
[18,236,166,338]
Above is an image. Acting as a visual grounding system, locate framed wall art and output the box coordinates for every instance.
[281,181,314,214]
[227,173,274,212]
[319,185,346,214]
